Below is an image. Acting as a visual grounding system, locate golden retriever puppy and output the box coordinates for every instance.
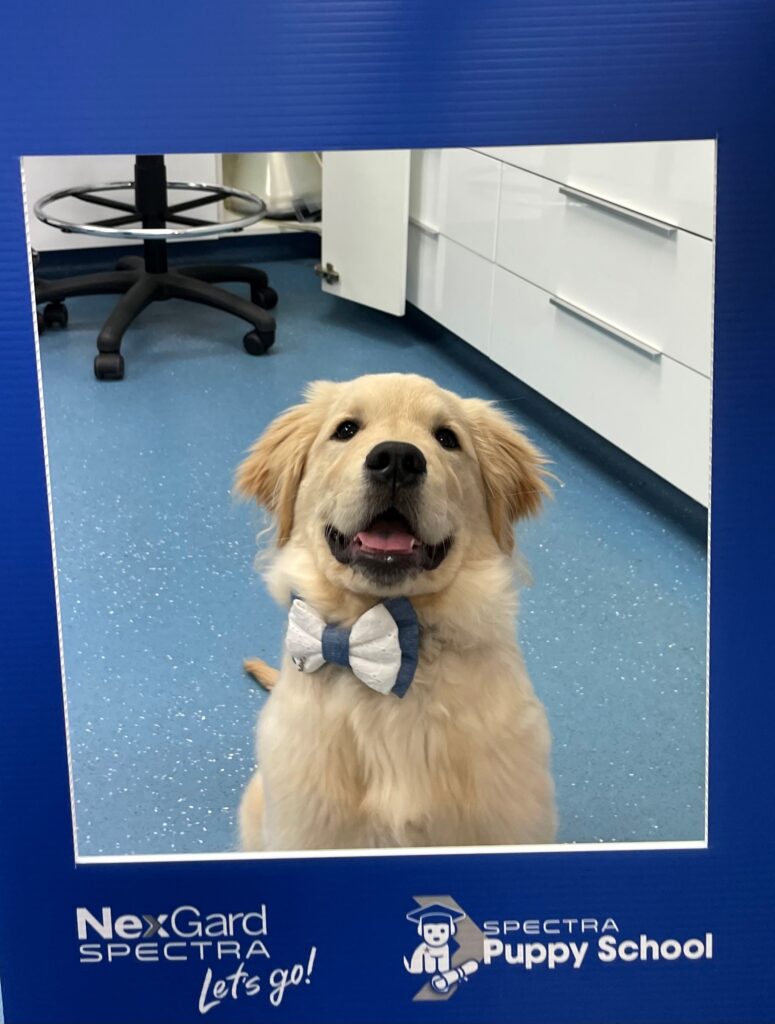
[235,372,557,851]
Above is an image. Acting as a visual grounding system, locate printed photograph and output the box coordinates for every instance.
[24,142,713,856]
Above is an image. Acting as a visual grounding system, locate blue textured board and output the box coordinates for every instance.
[0,2,773,1023]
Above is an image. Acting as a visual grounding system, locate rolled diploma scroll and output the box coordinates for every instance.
[430,959,479,993]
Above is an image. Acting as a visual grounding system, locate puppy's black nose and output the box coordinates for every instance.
[365,441,427,488]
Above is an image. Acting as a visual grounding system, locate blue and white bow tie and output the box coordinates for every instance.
[285,597,420,698]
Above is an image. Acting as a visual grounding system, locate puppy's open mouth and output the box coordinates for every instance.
[325,507,453,579]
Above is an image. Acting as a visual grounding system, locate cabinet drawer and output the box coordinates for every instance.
[491,266,710,504]
[496,164,714,377]
[409,148,500,260]
[475,140,715,239]
[407,223,493,354]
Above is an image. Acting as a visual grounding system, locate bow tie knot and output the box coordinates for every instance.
[285,597,419,698]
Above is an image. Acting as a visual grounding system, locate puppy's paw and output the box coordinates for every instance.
[243,657,280,691]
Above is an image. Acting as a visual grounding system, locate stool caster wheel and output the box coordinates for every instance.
[94,352,125,381]
[252,286,278,310]
[243,329,274,355]
[43,301,68,328]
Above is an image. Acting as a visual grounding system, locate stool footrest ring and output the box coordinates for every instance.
[33,179,267,241]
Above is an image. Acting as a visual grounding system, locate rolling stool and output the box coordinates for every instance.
[34,155,278,380]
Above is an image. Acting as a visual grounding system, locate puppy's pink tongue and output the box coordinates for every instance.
[355,521,417,554]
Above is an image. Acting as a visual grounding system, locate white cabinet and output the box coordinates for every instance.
[490,267,710,504]
[496,164,714,376]
[407,143,715,505]
[407,225,494,354]
[475,140,715,239]
[320,150,410,316]
[23,154,219,252]
[410,148,501,260]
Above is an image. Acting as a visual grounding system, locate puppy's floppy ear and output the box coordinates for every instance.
[464,398,550,553]
[234,383,332,545]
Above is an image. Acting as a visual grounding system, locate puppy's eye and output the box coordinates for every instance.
[435,427,460,450]
[332,420,360,441]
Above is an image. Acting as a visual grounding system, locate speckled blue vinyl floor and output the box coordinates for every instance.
[38,253,707,856]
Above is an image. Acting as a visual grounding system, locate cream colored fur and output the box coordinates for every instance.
[236,373,557,851]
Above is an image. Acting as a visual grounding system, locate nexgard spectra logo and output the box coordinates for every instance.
[76,904,320,1016]
[76,905,270,963]
[403,896,715,1002]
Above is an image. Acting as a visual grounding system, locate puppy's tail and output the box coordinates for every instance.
[243,657,280,691]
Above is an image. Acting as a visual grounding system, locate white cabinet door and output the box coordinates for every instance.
[410,148,501,261]
[319,150,410,315]
[407,224,494,355]
[22,154,219,252]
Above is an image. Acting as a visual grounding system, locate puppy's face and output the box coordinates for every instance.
[236,374,548,597]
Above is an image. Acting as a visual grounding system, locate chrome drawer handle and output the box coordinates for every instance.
[409,215,440,238]
[549,295,662,360]
[558,184,677,236]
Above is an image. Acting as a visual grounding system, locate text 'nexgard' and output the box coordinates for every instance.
[76,906,267,941]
